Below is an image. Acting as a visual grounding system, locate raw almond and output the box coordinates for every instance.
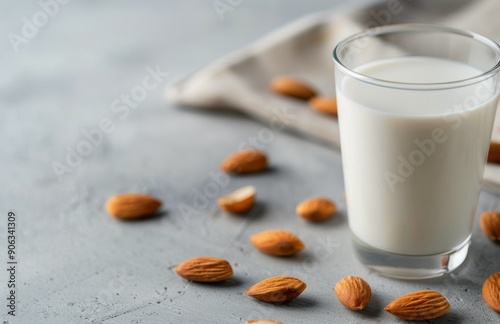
[480,211,500,241]
[246,320,284,324]
[488,141,500,163]
[250,230,304,256]
[483,272,500,312]
[175,256,233,282]
[246,276,306,302]
[270,76,317,100]
[105,193,161,219]
[309,97,338,116]
[385,290,450,320]
[220,149,267,174]
[296,197,336,222]
[218,186,256,213]
[334,276,371,310]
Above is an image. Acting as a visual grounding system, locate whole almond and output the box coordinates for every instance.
[385,290,450,320]
[246,276,306,302]
[220,149,267,174]
[105,193,161,219]
[488,141,500,164]
[175,256,233,282]
[480,211,500,241]
[296,197,336,222]
[246,320,284,324]
[482,272,500,312]
[250,230,304,256]
[309,97,338,116]
[270,76,317,100]
[218,186,256,213]
[335,276,371,310]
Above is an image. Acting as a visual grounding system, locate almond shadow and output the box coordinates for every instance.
[302,209,346,228]
[191,275,245,288]
[116,210,167,222]
[226,202,266,221]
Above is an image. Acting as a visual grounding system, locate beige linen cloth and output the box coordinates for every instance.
[168,0,500,192]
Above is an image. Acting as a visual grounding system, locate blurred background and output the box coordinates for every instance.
[1,0,375,187]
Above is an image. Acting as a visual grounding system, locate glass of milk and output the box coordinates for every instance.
[333,24,500,279]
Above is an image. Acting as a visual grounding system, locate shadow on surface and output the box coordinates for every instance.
[360,292,383,318]
[227,201,266,221]
[192,275,245,289]
[428,310,466,324]
[302,209,346,228]
[250,296,320,309]
[229,166,280,178]
[115,210,167,222]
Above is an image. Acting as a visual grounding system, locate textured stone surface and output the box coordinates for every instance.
[1,1,499,323]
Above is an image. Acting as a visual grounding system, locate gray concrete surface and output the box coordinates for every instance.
[1,1,500,323]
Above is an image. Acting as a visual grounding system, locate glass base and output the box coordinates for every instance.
[352,234,471,279]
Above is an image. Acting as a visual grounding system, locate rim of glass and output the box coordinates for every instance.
[333,24,500,90]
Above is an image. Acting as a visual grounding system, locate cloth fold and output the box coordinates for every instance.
[168,0,500,193]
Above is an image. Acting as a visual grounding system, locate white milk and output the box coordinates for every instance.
[337,57,499,255]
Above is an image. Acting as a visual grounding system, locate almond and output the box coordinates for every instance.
[220,149,267,174]
[218,186,256,213]
[270,76,317,100]
[385,290,450,320]
[246,320,284,324]
[250,230,304,256]
[488,141,500,163]
[246,276,306,302]
[296,197,336,222]
[480,211,500,241]
[175,256,233,282]
[309,97,338,116]
[483,272,500,312]
[334,276,371,310]
[105,193,161,219]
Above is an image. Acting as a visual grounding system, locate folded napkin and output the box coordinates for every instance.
[168,0,500,193]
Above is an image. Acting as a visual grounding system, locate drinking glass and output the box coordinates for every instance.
[333,24,500,279]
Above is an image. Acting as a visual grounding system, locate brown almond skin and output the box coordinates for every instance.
[246,321,284,324]
[218,194,254,213]
[296,197,336,222]
[270,76,317,100]
[220,149,267,174]
[488,141,500,164]
[105,193,161,219]
[217,186,256,213]
[483,272,500,312]
[309,97,338,116]
[246,276,306,302]
[385,290,450,321]
[480,211,500,241]
[175,257,233,282]
[335,276,371,310]
[250,230,304,256]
